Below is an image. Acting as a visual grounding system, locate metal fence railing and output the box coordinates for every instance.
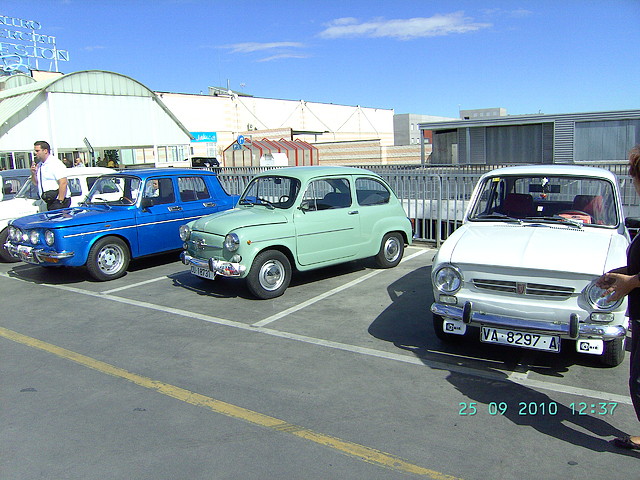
[211,163,638,246]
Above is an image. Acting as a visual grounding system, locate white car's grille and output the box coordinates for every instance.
[472,279,574,298]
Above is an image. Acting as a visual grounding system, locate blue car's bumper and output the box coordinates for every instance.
[4,241,74,264]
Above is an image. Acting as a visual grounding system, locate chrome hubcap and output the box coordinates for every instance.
[384,237,400,262]
[97,245,125,274]
[259,259,285,291]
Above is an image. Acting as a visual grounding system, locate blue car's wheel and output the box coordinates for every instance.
[86,236,130,281]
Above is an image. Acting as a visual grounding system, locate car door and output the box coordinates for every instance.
[177,175,223,221]
[135,177,185,256]
[294,176,361,266]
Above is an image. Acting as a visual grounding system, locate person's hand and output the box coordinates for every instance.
[596,272,636,302]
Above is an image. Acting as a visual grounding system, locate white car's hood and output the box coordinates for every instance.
[446,223,623,276]
[0,197,42,223]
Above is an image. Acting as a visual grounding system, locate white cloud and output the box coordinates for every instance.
[225,42,305,53]
[257,53,310,62]
[319,12,492,40]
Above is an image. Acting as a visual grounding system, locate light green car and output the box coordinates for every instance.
[180,166,413,299]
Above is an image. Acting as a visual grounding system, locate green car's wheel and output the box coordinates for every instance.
[246,250,291,299]
[375,232,404,268]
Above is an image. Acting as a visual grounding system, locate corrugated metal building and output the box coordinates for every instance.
[419,109,640,165]
[0,70,192,169]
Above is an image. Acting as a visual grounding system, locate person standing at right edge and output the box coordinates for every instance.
[597,145,640,450]
[31,140,71,211]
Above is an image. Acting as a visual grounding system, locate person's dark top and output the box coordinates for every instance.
[628,235,640,319]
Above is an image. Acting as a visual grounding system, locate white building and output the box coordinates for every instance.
[0,70,192,169]
[0,70,400,169]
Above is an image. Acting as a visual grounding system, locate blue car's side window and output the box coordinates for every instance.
[143,178,175,205]
[178,176,209,202]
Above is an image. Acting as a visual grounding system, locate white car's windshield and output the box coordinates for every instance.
[238,176,300,209]
[15,179,40,200]
[86,176,142,206]
[469,174,618,226]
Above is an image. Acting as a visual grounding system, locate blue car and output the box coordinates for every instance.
[4,169,238,281]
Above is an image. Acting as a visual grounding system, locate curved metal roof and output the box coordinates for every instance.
[0,74,36,91]
[0,70,191,138]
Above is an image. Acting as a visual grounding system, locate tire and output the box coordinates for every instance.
[246,250,291,299]
[86,236,130,281]
[0,228,19,263]
[432,314,462,343]
[375,232,404,268]
[600,337,626,367]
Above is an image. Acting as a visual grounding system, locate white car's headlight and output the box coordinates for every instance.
[44,230,55,246]
[584,281,623,311]
[224,233,240,252]
[433,264,463,294]
[29,230,40,245]
[179,225,191,241]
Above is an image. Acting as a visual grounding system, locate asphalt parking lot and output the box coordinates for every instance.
[2,244,640,480]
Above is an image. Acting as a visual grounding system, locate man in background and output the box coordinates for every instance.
[31,141,71,211]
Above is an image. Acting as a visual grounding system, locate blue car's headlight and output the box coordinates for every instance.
[44,230,55,246]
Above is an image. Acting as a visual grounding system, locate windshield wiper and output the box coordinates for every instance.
[522,216,583,228]
[473,213,521,223]
[238,198,275,209]
[256,197,275,209]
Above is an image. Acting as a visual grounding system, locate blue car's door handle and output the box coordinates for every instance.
[168,206,182,212]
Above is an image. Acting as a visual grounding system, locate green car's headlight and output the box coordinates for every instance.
[224,233,240,252]
[179,225,191,241]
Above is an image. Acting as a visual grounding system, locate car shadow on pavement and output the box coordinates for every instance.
[368,265,639,456]
[168,259,369,299]
[168,270,252,299]
[6,251,184,285]
[7,263,93,285]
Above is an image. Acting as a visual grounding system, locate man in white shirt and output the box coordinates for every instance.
[31,141,71,211]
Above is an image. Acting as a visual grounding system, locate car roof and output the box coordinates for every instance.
[102,168,218,179]
[480,164,619,182]
[0,168,31,178]
[256,166,378,181]
[68,167,113,176]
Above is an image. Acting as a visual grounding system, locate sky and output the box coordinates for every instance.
[1,0,639,118]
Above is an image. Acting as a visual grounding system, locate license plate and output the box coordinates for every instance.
[481,326,560,352]
[190,265,215,280]
[17,245,36,263]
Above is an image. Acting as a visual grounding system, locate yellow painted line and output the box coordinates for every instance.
[0,326,461,480]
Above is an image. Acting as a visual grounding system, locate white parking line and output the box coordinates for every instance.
[101,276,167,294]
[253,248,432,327]
[0,269,631,405]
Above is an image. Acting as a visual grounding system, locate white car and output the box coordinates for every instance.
[431,165,630,366]
[0,167,112,262]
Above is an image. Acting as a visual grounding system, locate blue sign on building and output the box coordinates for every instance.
[190,132,218,143]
